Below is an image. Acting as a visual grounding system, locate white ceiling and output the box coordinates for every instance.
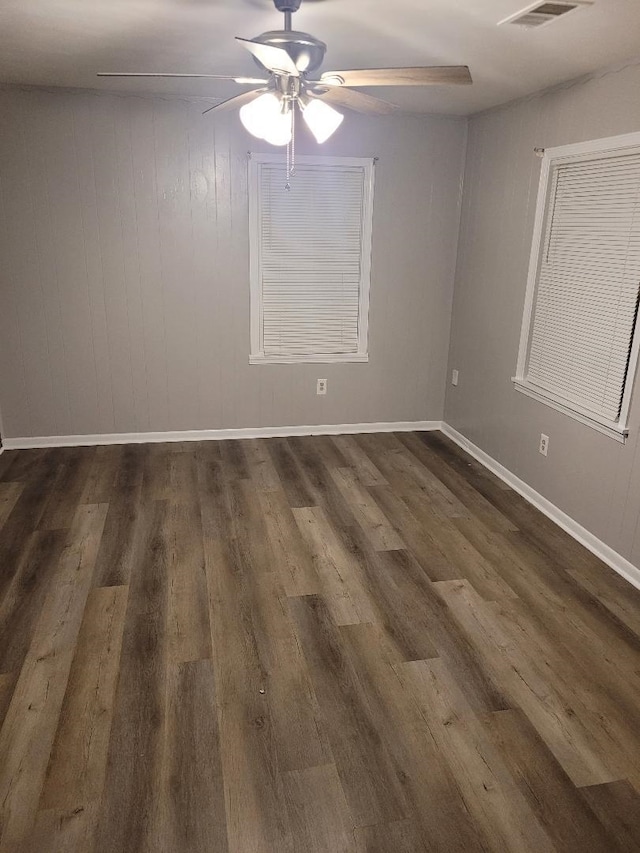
[0,0,639,115]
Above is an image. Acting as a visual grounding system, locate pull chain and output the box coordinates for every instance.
[286,136,291,191]
[285,101,296,191]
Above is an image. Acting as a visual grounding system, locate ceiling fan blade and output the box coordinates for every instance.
[313,87,400,116]
[235,37,299,77]
[202,88,266,116]
[97,72,267,84]
[320,66,472,87]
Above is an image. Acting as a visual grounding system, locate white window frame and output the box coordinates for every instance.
[248,153,375,364]
[513,131,640,443]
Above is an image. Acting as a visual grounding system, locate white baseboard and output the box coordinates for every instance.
[441,423,640,592]
[2,420,442,451]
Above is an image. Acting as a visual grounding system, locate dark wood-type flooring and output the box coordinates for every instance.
[1,430,640,852]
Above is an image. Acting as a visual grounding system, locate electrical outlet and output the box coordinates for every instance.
[539,433,549,456]
[451,369,459,386]
[317,378,327,396]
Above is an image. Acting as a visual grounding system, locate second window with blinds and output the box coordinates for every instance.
[514,132,640,441]
[248,154,375,363]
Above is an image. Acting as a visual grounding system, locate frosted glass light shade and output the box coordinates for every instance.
[262,109,293,146]
[302,98,344,143]
[239,93,292,147]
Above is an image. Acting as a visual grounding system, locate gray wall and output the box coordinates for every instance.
[0,85,466,439]
[445,59,640,567]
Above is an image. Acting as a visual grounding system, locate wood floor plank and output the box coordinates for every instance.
[0,449,18,481]
[0,452,61,600]
[455,516,640,694]
[0,503,108,852]
[292,506,375,624]
[0,647,75,853]
[168,447,200,507]
[226,478,274,577]
[22,802,100,853]
[482,708,618,852]
[377,441,470,519]
[354,819,427,853]
[194,442,230,540]
[330,434,388,487]
[266,438,317,508]
[340,622,489,852]
[403,495,518,601]
[289,594,409,828]
[242,438,284,493]
[330,467,405,551]
[580,780,640,851]
[408,431,510,496]
[352,544,509,712]
[0,448,48,483]
[407,432,520,533]
[0,529,67,674]
[91,445,148,588]
[567,563,640,639]
[204,535,296,853]
[503,529,640,687]
[287,436,356,528]
[368,483,461,581]
[425,434,605,575]
[435,579,621,787]
[219,438,251,482]
[40,585,128,812]
[205,532,328,775]
[355,432,407,456]
[398,657,558,853]
[166,499,211,664]
[0,670,18,733]
[494,597,640,787]
[38,448,96,531]
[347,547,439,662]
[92,500,169,853]
[80,445,123,505]
[416,432,512,492]
[456,517,640,778]
[282,764,354,853]
[143,443,172,502]
[258,488,320,597]
[0,481,23,531]
[163,659,229,853]
[303,434,350,471]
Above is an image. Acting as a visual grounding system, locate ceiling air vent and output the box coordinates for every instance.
[500,2,590,28]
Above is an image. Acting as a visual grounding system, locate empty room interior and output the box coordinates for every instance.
[2,0,640,850]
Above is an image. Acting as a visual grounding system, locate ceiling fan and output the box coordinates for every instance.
[98,0,472,147]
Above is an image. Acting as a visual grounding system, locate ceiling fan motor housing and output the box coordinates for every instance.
[251,30,327,74]
[273,0,303,11]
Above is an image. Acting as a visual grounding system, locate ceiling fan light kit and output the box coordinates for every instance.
[98,0,471,181]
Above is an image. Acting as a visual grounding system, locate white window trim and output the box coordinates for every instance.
[513,131,640,443]
[248,153,375,365]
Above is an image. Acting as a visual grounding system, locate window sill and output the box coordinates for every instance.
[250,353,369,365]
[512,378,628,443]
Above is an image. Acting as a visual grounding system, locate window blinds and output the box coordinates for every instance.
[526,149,640,424]
[256,160,369,357]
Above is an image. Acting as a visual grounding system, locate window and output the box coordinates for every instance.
[514,132,640,442]
[248,154,375,364]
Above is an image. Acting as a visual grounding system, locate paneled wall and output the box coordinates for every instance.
[445,59,640,568]
[0,85,467,439]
